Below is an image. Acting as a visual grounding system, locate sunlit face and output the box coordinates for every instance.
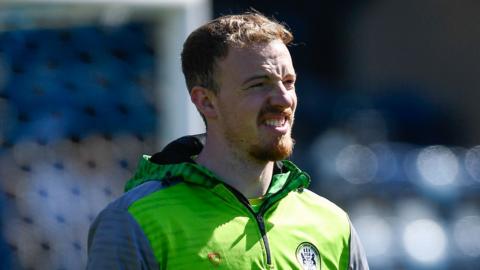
[213,39,297,162]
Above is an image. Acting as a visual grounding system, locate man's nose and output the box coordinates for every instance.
[269,82,295,108]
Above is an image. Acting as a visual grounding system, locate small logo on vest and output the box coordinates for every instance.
[207,252,222,266]
[296,242,321,270]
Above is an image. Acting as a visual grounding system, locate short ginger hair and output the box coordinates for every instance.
[181,12,293,94]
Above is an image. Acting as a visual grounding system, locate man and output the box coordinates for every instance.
[87,12,369,270]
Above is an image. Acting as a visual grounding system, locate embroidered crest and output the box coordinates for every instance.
[296,242,321,270]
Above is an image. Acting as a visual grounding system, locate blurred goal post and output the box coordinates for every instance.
[0,0,210,147]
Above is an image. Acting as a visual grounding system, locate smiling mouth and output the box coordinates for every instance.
[260,114,292,134]
[258,106,293,133]
[264,118,287,127]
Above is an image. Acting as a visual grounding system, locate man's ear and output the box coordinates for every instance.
[190,86,218,119]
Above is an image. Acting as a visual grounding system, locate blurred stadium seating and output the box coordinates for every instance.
[0,1,210,268]
[0,21,157,269]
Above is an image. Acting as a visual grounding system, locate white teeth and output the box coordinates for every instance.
[265,119,286,127]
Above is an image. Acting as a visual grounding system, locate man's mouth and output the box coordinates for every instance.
[264,118,287,127]
[258,106,294,134]
[260,113,292,134]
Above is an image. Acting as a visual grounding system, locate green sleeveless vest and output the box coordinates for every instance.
[124,156,351,269]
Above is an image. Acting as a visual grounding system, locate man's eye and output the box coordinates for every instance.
[249,82,265,89]
[284,79,295,89]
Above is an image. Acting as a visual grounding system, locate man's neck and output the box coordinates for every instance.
[196,135,274,199]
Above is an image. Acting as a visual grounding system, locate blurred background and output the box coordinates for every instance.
[0,0,479,269]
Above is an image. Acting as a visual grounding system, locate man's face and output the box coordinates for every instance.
[213,39,297,162]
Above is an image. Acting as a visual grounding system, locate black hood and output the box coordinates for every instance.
[150,134,206,165]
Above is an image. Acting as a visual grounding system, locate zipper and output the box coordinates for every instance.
[250,171,308,266]
[221,169,308,267]
[226,186,273,266]
[255,213,272,265]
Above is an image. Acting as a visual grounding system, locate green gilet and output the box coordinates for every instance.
[123,155,351,270]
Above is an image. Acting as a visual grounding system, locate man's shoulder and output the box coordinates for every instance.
[106,179,181,212]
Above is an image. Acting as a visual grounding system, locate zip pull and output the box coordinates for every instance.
[257,215,265,229]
